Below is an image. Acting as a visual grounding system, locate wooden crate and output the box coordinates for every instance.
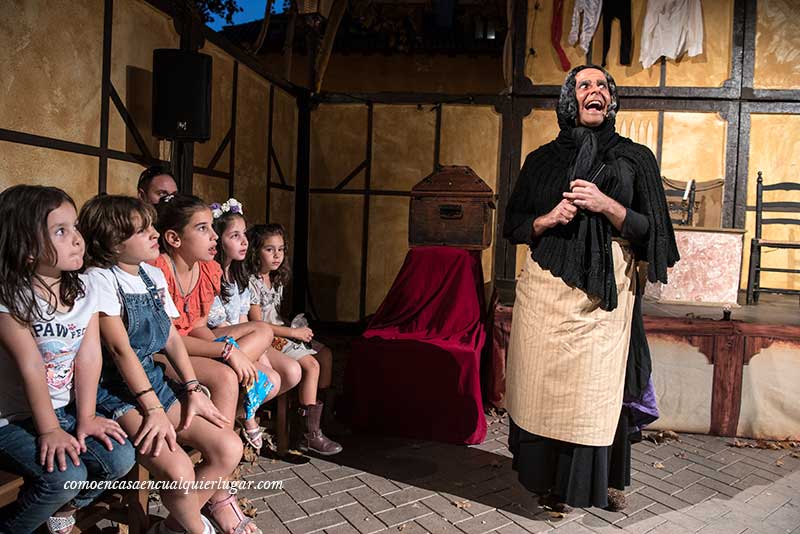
[409,166,494,250]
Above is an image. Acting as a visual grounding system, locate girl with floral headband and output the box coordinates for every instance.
[150,193,265,534]
[207,198,293,452]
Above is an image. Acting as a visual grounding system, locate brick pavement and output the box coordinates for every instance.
[148,414,800,534]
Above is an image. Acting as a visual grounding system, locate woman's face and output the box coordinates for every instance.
[575,68,611,128]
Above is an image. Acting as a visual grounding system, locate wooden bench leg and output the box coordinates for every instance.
[276,394,289,455]
[126,463,150,534]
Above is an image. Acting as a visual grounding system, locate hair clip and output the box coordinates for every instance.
[210,198,244,219]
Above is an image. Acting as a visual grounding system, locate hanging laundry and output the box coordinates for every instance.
[568,0,603,54]
[602,0,633,66]
[551,0,571,71]
[639,0,704,69]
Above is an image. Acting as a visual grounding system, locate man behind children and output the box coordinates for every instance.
[137,165,178,204]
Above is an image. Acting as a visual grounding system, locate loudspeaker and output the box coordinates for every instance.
[152,49,212,141]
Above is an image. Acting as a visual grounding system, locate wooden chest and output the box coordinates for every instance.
[409,166,494,250]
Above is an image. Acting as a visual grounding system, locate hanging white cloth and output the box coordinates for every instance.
[568,0,603,54]
[639,0,704,69]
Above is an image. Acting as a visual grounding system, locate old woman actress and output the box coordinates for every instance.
[503,65,679,510]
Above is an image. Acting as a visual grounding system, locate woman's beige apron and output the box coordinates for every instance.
[506,241,636,447]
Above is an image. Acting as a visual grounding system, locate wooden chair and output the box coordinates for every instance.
[746,171,800,304]
[663,178,697,226]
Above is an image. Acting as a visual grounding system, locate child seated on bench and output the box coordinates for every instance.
[207,199,299,452]
[246,224,342,455]
[79,195,259,534]
[0,186,135,534]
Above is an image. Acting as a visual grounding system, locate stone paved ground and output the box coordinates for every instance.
[201,414,800,534]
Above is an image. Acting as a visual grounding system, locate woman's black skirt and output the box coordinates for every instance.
[508,408,635,509]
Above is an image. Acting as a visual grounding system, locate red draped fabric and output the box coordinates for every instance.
[342,246,488,444]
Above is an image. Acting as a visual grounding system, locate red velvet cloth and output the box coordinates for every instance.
[343,246,488,444]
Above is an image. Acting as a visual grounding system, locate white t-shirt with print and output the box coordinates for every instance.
[0,274,98,427]
[85,264,180,319]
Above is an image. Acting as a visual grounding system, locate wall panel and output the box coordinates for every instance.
[754,0,800,90]
[372,105,435,191]
[109,0,178,155]
[742,113,800,290]
[106,159,145,197]
[308,195,363,322]
[272,88,298,186]
[664,0,733,87]
[0,0,104,147]
[194,43,233,171]
[0,141,98,208]
[366,196,410,315]
[193,173,229,204]
[235,67,270,223]
[310,105,367,189]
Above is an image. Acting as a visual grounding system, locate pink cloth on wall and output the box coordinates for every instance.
[342,246,488,444]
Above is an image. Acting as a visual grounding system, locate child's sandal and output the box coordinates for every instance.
[46,514,76,534]
[236,418,264,451]
[203,493,262,534]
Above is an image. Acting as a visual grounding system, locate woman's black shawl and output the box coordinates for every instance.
[503,119,679,397]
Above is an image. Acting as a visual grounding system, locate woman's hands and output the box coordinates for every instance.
[177,389,230,432]
[76,414,128,452]
[38,428,82,472]
[533,199,578,238]
[563,179,611,213]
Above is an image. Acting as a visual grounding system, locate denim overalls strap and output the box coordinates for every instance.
[112,266,171,362]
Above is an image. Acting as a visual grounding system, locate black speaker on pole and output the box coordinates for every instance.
[152,49,212,141]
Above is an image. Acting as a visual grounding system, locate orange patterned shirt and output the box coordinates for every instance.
[152,254,222,336]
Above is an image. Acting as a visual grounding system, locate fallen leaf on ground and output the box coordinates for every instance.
[238,497,258,518]
[675,452,688,459]
[776,460,784,467]
[646,430,681,444]
[791,452,800,458]
[652,462,665,469]
[547,511,566,519]
[730,439,797,450]
[398,523,407,531]
[452,500,471,509]
[242,447,259,464]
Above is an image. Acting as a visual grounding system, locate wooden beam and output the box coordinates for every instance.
[314,0,347,93]
[253,0,274,55]
[284,1,298,80]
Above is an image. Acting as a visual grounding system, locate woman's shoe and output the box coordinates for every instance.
[236,418,264,451]
[46,514,76,534]
[202,493,262,534]
[538,492,573,514]
[606,488,627,511]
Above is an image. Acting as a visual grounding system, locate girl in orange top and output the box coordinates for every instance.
[152,194,268,534]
